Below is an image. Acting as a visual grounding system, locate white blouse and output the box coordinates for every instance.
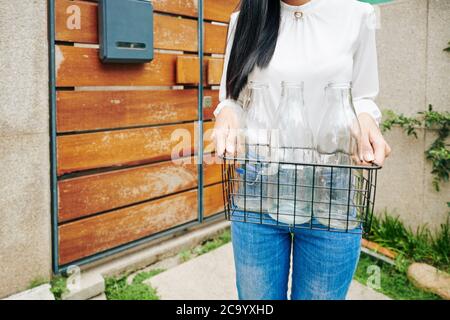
[214,0,382,133]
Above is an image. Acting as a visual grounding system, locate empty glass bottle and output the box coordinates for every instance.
[233,81,275,213]
[314,82,362,230]
[269,81,314,225]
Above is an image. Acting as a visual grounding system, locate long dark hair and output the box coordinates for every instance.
[226,0,281,100]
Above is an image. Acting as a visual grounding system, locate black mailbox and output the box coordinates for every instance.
[98,0,154,63]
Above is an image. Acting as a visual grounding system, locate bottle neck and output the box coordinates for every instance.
[246,87,268,110]
[248,81,269,90]
[324,86,353,112]
[245,85,274,129]
[282,86,303,99]
[245,82,269,110]
[280,84,304,108]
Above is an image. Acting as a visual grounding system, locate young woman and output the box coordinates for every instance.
[213,0,391,300]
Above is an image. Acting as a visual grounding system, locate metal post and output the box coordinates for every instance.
[197,0,204,223]
[48,0,59,274]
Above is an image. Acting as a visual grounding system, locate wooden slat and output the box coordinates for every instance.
[56,46,223,87]
[65,0,199,20]
[207,58,224,85]
[58,160,222,223]
[176,56,224,85]
[57,88,218,132]
[204,22,227,54]
[58,183,224,264]
[204,0,239,23]
[150,0,198,17]
[203,89,220,120]
[57,123,195,175]
[154,14,197,52]
[56,46,177,87]
[58,188,198,264]
[56,90,198,132]
[57,121,215,175]
[204,162,222,186]
[203,183,225,217]
[55,0,228,53]
[176,55,200,84]
[56,0,98,43]
[91,0,239,22]
[58,160,197,222]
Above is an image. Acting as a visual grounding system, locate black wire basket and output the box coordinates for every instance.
[221,147,380,235]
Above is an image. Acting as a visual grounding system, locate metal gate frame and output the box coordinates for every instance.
[48,0,222,274]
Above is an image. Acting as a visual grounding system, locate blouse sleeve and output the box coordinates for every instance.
[213,12,243,118]
[352,5,382,125]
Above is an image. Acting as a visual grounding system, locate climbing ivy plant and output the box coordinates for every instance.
[382,105,450,192]
[382,42,450,192]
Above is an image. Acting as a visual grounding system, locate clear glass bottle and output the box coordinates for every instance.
[234,81,275,213]
[314,82,362,230]
[269,81,314,225]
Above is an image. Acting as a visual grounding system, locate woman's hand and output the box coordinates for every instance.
[212,105,243,158]
[357,113,392,166]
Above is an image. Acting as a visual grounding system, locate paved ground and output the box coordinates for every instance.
[146,243,390,300]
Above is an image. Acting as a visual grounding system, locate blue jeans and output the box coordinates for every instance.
[231,212,362,300]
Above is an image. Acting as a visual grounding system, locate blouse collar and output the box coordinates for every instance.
[280,0,322,17]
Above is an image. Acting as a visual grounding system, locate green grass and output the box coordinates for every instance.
[354,253,441,300]
[179,228,231,262]
[367,212,450,272]
[105,268,165,300]
[357,213,449,299]
[179,249,192,263]
[28,277,48,290]
[50,276,68,300]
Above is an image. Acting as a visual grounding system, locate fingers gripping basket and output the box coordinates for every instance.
[221,154,380,235]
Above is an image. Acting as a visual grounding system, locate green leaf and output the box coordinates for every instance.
[381,107,449,191]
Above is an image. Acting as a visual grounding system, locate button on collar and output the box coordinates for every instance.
[294,11,303,19]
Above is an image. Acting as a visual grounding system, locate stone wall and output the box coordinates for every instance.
[375,0,450,230]
[0,1,52,297]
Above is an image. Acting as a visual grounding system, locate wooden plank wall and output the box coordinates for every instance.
[54,0,238,265]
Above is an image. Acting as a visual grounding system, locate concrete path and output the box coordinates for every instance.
[146,243,390,300]
[4,284,54,300]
